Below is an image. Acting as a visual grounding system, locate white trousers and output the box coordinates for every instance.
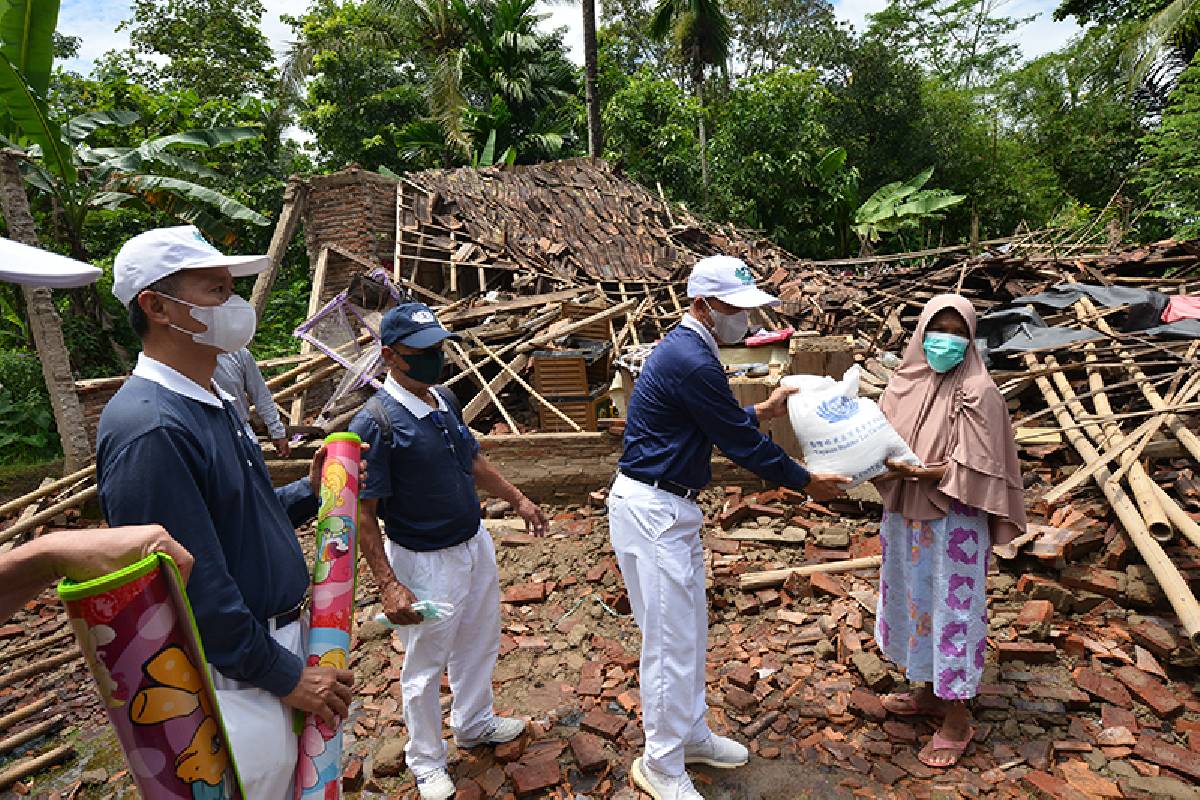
[385,526,501,775]
[211,620,304,799]
[608,474,710,776]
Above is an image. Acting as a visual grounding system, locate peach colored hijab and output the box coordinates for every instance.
[878,294,1026,545]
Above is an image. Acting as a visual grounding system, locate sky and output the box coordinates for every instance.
[59,0,1083,78]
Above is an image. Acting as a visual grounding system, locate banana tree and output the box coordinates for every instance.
[0,0,90,471]
[852,167,966,253]
[17,116,269,258]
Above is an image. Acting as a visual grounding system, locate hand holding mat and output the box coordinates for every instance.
[59,553,243,799]
[296,433,361,799]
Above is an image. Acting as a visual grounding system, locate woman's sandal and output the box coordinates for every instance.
[880,692,946,717]
[917,726,976,769]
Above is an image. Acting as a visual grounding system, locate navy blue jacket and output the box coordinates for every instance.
[97,376,317,697]
[618,325,811,492]
[350,387,482,551]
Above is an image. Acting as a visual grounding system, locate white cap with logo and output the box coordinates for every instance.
[111,225,269,305]
[686,255,779,309]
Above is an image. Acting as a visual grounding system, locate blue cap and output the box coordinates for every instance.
[379,302,459,349]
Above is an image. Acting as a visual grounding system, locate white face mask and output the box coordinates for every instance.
[161,293,257,353]
[703,298,749,344]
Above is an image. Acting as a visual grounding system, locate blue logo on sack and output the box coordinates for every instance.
[816,396,859,423]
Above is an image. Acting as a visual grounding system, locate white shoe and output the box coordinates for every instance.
[415,768,455,800]
[684,734,749,768]
[630,757,704,800]
[454,715,526,748]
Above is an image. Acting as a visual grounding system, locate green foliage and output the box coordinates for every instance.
[852,167,965,245]
[602,70,701,203]
[120,0,275,98]
[0,352,59,464]
[1139,52,1200,237]
[865,0,1033,90]
[706,69,838,255]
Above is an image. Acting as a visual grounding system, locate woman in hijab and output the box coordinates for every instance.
[873,294,1026,768]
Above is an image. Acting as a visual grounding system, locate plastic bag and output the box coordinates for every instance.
[782,365,921,487]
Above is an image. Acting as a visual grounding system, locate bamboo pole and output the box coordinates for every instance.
[0,696,55,735]
[466,333,583,433]
[0,486,98,545]
[1150,482,1200,550]
[0,465,95,519]
[0,714,63,756]
[447,340,518,431]
[1025,353,1200,650]
[0,650,80,688]
[0,744,74,789]
[1053,346,1172,542]
[516,299,638,353]
[738,556,882,591]
[1082,297,1200,463]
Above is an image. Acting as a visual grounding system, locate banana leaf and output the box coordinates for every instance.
[0,53,75,182]
[0,0,59,97]
[65,110,140,141]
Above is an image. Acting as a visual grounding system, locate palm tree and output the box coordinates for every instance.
[547,0,602,157]
[648,0,732,191]
[1127,0,1199,92]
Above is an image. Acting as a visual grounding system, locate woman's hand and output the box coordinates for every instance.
[883,458,946,481]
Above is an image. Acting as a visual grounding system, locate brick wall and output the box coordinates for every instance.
[478,433,772,503]
[304,169,397,276]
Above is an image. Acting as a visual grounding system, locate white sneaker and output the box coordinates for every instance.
[454,715,526,748]
[630,757,704,800]
[684,734,749,768]
[415,768,455,800]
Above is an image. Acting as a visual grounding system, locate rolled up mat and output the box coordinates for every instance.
[58,552,243,799]
[296,433,361,798]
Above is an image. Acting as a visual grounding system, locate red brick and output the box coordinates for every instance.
[718,502,754,530]
[569,733,609,774]
[1074,667,1134,708]
[1023,770,1092,800]
[1060,761,1122,799]
[1097,726,1137,747]
[1113,666,1183,719]
[848,688,887,721]
[616,689,640,714]
[1129,620,1178,660]
[810,572,847,598]
[454,779,484,800]
[1134,733,1200,781]
[501,582,547,604]
[0,624,21,639]
[1020,739,1053,771]
[580,708,627,741]
[507,759,561,797]
[1015,600,1055,629]
[1016,574,1077,611]
[727,665,759,692]
[1060,566,1125,599]
[1101,704,1138,732]
[996,641,1058,664]
[342,756,364,793]
[494,733,528,763]
[724,687,758,713]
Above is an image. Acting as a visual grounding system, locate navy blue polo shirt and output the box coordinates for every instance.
[619,319,811,493]
[350,379,482,551]
[97,359,318,697]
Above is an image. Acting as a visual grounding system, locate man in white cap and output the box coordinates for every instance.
[96,226,355,797]
[610,255,849,800]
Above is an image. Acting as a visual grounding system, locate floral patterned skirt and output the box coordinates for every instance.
[875,502,990,700]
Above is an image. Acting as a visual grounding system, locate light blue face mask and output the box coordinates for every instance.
[923,332,969,373]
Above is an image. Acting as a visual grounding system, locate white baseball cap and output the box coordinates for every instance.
[112,225,269,305]
[686,255,779,308]
[0,237,102,288]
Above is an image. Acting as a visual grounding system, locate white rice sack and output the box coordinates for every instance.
[782,365,921,487]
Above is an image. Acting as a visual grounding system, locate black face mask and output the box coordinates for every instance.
[400,348,445,385]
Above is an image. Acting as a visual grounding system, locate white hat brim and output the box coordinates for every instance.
[0,238,102,288]
[717,285,781,308]
[183,254,270,277]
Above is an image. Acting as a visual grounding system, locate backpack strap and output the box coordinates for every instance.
[431,385,463,422]
[365,394,393,444]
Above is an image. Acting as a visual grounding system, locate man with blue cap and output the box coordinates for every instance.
[611,255,850,800]
[351,302,549,800]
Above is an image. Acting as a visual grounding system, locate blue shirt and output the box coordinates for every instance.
[350,377,482,552]
[619,319,811,492]
[97,356,318,697]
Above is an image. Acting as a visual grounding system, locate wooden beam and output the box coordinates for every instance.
[250,178,308,318]
[518,299,638,354]
[461,354,530,424]
[738,556,882,590]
